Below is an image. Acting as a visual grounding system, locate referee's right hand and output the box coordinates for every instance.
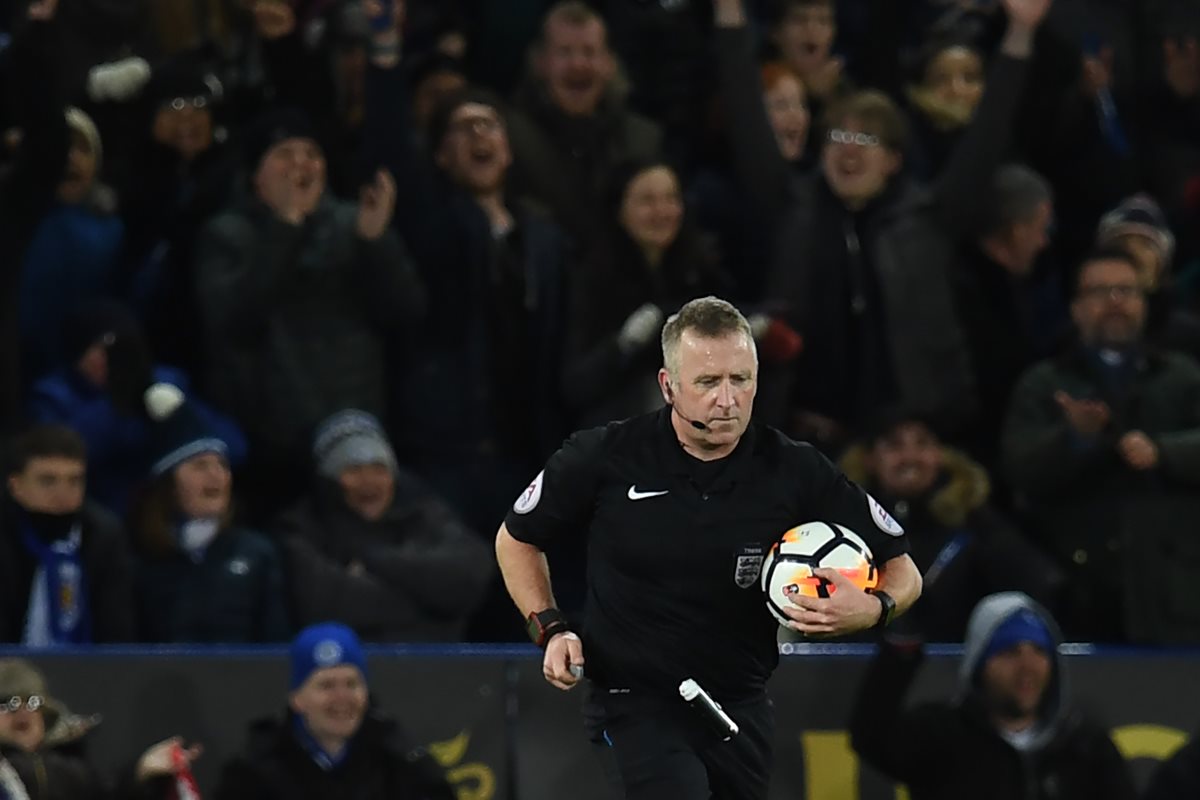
[544,632,585,690]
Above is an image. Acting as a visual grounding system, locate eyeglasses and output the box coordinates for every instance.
[1078,284,1142,302]
[827,128,881,148]
[165,96,208,111]
[0,695,44,713]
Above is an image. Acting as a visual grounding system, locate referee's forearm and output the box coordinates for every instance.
[877,554,922,617]
[495,523,558,618]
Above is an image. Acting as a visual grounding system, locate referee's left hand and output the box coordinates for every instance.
[779,568,881,637]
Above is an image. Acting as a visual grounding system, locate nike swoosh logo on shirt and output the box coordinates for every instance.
[627,486,669,500]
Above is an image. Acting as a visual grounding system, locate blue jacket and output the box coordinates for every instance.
[28,365,247,515]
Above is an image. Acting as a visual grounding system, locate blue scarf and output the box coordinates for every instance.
[292,716,351,772]
[19,520,91,647]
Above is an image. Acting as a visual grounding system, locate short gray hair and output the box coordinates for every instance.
[661,296,756,382]
[981,163,1053,238]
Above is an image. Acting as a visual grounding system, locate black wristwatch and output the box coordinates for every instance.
[870,590,897,630]
[526,608,571,648]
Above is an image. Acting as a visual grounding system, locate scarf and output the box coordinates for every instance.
[292,716,351,772]
[20,518,90,647]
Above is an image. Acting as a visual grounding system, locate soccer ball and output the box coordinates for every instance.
[761,522,879,624]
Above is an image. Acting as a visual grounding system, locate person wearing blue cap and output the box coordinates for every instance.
[850,592,1135,800]
[214,623,455,800]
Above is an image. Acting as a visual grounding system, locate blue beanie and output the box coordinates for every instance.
[981,608,1055,664]
[290,623,368,690]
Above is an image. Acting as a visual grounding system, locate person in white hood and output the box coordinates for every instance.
[850,592,1136,800]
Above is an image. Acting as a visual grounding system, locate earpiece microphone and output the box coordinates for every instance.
[665,386,709,432]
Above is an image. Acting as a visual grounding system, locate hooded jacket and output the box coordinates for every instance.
[214,710,455,800]
[851,593,1136,800]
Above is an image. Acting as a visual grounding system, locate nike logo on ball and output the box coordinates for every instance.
[627,486,669,500]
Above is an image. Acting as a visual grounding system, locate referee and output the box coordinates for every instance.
[496,296,922,799]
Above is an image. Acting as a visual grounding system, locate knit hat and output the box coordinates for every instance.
[0,659,62,732]
[0,659,47,700]
[312,410,397,480]
[980,607,1055,665]
[145,55,223,109]
[290,623,368,690]
[144,384,228,476]
[1097,194,1176,263]
[243,106,319,171]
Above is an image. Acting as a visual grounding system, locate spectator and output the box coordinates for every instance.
[130,385,289,643]
[563,158,731,428]
[18,105,124,383]
[0,0,68,432]
[215,623,456,800]
[761,0,1051,454]
[768,0,847,124]
[273,410,492,642]
[1096,194,1200,359]
[705,0,814,301]
[361,17,571,525]
[850,592,1136,800]
[121,54,239,378]
[28,300,246,516]
[406,51,467,139]
[195,106,425,521]
[0,657,203,800]
[0,425,135,645]
[903,36,988,180]
[0,658,104,799]
[1136,5,1200,269]
[1143,723,1200,800]
[506,1,662,250]
[1001,248,1200,643]
[838,409,1062,641]
[954,164,1062,464]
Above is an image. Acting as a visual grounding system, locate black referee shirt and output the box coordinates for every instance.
[505,407,910,703]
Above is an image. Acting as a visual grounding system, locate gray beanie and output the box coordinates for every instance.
[313,410,397,479]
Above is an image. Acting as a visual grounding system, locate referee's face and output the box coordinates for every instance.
[662,330,758,451]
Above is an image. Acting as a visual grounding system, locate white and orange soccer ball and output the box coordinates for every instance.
[761,522,879,624]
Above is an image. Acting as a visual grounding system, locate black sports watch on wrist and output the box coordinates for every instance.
[526,608,571,648]
[870,590,897,630]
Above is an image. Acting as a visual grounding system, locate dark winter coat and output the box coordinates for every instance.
[273,476,493,642]
[214,711,455,800]
[1001,346,1200,643]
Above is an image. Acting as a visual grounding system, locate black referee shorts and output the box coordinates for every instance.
[584,688,774,800]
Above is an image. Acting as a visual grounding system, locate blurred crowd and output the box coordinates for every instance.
[0,0,1198,651]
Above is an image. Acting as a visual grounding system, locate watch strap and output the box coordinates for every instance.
[526,608,570,648]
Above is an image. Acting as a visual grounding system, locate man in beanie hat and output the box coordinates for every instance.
[196,97,426,523]
[1096,194,1200,359]
[273,410,492,641]
[121,53,239,380]
[0,425,135,645]
[28,299,246,516]
[214,622,455,800]
[852,592,1135,800]
[362,14,568,555]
